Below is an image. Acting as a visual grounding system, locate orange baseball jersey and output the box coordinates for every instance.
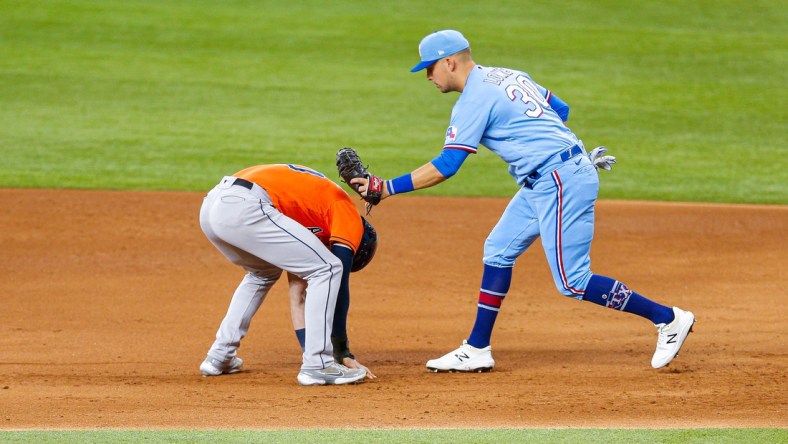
[234,164,364,252]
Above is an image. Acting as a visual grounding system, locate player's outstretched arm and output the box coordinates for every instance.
[350,161,447,201]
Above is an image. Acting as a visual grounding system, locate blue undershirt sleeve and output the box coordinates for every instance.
[548,92,570,122]
[430,148,471,178]
[330,243,354,339]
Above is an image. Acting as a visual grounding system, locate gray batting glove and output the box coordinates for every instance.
[588,146,617,171]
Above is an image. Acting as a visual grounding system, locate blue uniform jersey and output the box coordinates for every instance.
[443,65,580,185]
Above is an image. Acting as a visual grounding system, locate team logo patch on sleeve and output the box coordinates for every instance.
[445,126,458,142]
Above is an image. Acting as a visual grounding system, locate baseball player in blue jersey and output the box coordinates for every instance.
[353,30,695,371]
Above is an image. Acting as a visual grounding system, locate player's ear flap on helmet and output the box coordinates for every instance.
[351,217,378,272]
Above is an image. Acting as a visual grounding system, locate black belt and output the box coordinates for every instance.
[523,145,584,189]
[232,178,254,190]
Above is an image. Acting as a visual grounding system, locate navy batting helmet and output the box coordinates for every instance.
[351,217,377,272]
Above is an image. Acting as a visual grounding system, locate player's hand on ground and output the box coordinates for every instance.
[588,146,616,171]
[341,356,377,380]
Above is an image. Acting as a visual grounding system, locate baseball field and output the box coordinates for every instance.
[1,0,786,442]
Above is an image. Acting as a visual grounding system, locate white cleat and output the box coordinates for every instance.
[200,356,244,376]
[426,340,495,372]
[297,362,367,386]
[652,307,695,369]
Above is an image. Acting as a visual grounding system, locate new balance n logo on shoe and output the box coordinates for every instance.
[667,333,677,344]
[426,340,496,372]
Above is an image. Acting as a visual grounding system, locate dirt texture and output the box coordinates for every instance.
[0,189,785,429]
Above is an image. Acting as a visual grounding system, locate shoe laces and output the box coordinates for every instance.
[457,342,480,357]
[656,316,681,345]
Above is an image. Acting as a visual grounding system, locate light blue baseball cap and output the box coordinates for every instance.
[410,30,470,72]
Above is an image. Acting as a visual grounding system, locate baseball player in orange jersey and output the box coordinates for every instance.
[198,164,378,385]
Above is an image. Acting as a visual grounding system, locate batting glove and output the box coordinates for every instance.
[589,146,617,171]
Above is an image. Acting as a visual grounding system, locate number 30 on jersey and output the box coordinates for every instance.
[505,75,549,118]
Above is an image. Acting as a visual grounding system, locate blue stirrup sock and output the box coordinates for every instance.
[583,274,675,325]
[467,264,512,348]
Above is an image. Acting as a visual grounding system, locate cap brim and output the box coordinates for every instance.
[410,59,437,72]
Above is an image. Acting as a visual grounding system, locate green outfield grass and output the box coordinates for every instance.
[1,429,785,443]
[1,0,785,203]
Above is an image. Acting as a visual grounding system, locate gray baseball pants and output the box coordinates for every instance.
[199,176,342,370]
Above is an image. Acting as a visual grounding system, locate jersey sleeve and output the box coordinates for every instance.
[443,98,490,153]
[328,201,363,253]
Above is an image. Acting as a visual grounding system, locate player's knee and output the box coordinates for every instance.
[555,286,583,299]
[319,257,345,280]
[482,256,516,268]
[482,246,517,268]
[244,270,280,286]
[330,257,344,276]
[552,272,591,299]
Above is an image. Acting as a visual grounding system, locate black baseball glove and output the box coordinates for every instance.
[336,147,384,210]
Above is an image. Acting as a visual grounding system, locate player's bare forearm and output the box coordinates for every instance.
[410,162,447,191]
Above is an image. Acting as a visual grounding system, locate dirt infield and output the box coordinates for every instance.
[0,189,785,429]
